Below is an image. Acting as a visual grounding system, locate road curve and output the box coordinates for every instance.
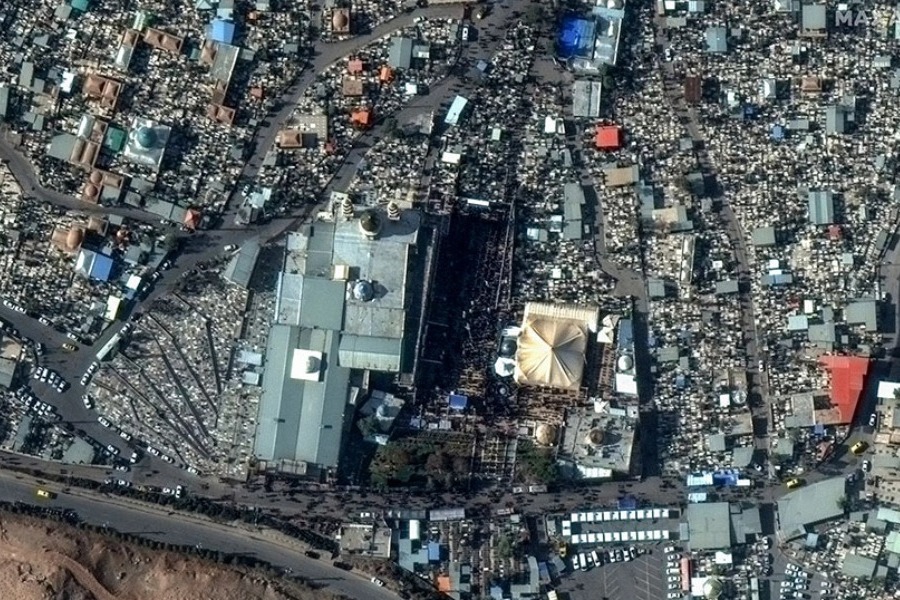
[0,468,399,600]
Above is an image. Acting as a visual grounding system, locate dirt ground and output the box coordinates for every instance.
[0,512,333,600]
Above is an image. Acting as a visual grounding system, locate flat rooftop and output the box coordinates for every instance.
[560,406,636,476]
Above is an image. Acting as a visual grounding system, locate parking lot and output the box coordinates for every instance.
[557,545,673,600]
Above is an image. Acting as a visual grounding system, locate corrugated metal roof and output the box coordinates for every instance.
[253,325,351,468]
[222,239,260,288]
[777,477,845,539]
[808,190,834,224]
[686,502,731,550]
[389,37,413,69]
[338,334,401,372]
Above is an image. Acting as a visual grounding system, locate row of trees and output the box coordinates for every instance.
[369,442,471,490]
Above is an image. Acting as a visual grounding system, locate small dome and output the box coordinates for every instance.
[359,210,381,236]
[586,429,605,446]
[332,10,348,29]
[499,338,517,358]
[352,280,374,302]
[84,184,99,199]
[305,355,319,373]
[535,424,558,446]
[135,126,157,149]
[89,171,103,184]
[66,228,84,250]
[617,354,633,371]
[494,358,514,377]
[704,578,722,599]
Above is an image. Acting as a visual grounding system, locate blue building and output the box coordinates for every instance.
[90,253,114,281]
[557,17,596,58]
[209,19,236,45]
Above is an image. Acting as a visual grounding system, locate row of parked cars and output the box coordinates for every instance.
[15,386,60,421]
[80,361,99,386]
[33,366,67,393]
[572,545,643,571]
[781,563,814,600]
[664,546,683,600]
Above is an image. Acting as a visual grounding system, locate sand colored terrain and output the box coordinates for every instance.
[0,513,333,600]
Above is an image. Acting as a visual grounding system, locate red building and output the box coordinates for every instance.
[595,125,622,150]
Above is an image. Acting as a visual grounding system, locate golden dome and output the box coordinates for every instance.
[535,424,557,446]
[66,227,84,250]
[332,10,349,29]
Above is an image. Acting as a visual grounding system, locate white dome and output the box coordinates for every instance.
[704,577,723,599]
[305,356,319,373]
[494,358,514,377]
[617,354,633,371]
[352,280,374,302]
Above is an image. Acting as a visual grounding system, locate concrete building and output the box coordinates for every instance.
[253,324,352,471]
[685,502,732,550]
[389,37,413,69]
[776,477,846,539]
[572,80,602,118]
[808,190,835,225]
[122,117,171,171]
[257,208,423,472]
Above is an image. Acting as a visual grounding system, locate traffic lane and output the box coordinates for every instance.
[0,473,399,600]
[0,141,160,225]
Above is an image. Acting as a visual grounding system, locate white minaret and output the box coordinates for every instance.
[341,196,354,220]
[386,200,401,221]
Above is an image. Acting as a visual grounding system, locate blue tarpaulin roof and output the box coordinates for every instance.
[209,19,236,44]
[712,470,740,486]
[427,542,440,561]
[772,125,785,140]
[449,394,468,410]
[90,254,114,282]
[618,495,637,509]
[557,17,595,58]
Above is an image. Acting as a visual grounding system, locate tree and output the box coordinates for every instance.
[425,452,451,476]
[496,534,513,559]
[837,495,851,513]
[163,233,179,252]
[357,416,379,439]
[517,441,558,484]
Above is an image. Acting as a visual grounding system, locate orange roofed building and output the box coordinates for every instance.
[351,108,373,129]
[143,28,184,54]
[83,74,122,110]
[595,125,622,150]
[819,355,870,424]
[379,66,394,83]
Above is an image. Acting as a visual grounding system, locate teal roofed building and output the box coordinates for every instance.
[103,127,127,153]
[71,0,91,12]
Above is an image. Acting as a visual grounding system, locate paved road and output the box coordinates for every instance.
[0,469,398,600]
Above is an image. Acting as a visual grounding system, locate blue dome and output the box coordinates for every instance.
[135,126,157,149]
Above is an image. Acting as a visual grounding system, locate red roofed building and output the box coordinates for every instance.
[347,58,364,74]
[183,208,202,231]
[595,125,622,150]
[351,109,373,129]
[819,355,870,424]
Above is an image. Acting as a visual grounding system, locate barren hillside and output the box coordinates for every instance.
[0,512,335,600]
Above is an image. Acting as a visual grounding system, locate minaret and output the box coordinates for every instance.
[386,200,401,221]
[341,196,354,220]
